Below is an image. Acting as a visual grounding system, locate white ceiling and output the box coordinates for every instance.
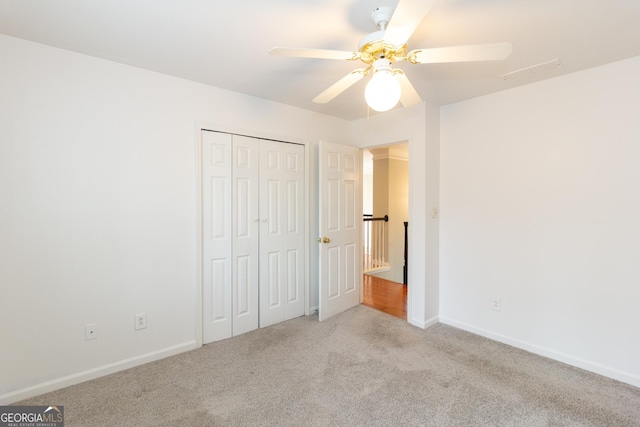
[1,0,639,121]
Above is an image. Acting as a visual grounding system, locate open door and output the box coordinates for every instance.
[318,141,361,321]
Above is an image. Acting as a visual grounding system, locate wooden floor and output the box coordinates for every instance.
[362,274,407,320]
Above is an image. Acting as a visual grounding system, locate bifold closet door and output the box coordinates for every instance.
[259,141,305,327]
[202,131,305,344]
[202,132,260,343]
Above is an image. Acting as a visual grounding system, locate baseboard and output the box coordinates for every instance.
[439,317,640,389]
[0,340,199,405]
[408,315,439,329]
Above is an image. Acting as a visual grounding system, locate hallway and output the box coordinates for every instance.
[362,274,407,320]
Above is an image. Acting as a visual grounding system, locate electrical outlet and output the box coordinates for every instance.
[492,298,502,312]
[85,323,98,340]
[135,312,147,330]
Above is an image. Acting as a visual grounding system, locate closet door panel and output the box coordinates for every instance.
[260,141,305,327]
[259,142,285,327]
[202,131,233,344]
[232,135,259,336]
[283,144,305,320]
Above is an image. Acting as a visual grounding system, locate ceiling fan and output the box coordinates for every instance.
[270,0,512,112]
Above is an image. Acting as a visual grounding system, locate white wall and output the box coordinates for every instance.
[0,34,350,403]
[440,56,640,387]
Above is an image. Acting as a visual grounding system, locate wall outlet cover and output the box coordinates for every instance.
[135,312,147,330]
[85,323,98,340]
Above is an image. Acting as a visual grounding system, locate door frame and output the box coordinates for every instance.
[194,123,311,348]
[362,142,409,285]
[361,140,413,324]
[351,104,439,330]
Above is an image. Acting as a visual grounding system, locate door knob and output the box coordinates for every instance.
[318,237,330,244]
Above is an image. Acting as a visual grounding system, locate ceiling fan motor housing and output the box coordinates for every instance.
[372,58,393,73]
[357,6,406,65]
[357,36,407,64]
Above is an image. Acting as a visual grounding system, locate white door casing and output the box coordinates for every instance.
[318,141,362,321]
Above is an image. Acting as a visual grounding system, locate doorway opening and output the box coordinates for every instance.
[361,143,408,320]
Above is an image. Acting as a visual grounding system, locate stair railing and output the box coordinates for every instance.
[363,214,389,273]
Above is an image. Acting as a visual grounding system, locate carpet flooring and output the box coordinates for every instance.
[18,305,640,426]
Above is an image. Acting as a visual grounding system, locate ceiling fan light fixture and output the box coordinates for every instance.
[270,1,512,114]
[365,59,401,112]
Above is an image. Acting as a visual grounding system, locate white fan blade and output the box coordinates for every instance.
[313,68,369,104]
[395,71,422,108]
[383,0,436,47]
[270,47,360,61]
[408,43,513,64]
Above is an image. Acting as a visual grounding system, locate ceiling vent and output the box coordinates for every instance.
[500,59,563,81]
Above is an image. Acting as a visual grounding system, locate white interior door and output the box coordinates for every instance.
[202,131,233,343]
[259,141,305,327]
[318,141,361,321]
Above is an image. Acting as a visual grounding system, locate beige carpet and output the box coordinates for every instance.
[18,305,640,426]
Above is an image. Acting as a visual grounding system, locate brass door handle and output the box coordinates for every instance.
[317,237,331,244]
